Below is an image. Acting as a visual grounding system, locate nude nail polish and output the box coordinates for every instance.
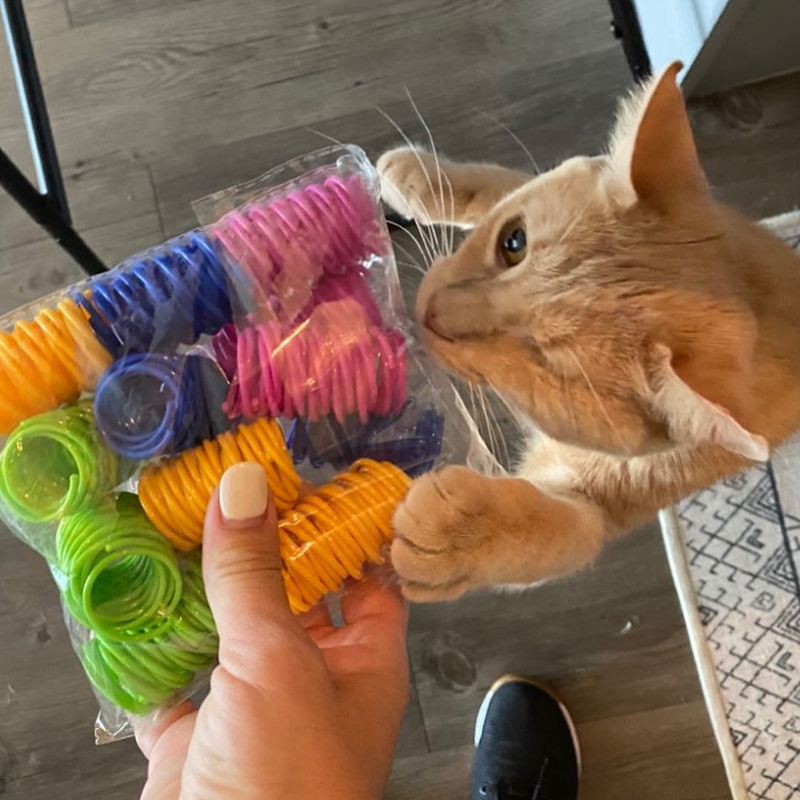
[219,462,268,523]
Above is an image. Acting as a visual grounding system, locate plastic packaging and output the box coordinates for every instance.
[0,145,481,742]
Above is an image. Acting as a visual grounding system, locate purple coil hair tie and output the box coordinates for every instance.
[287,400,444,476]
[94,353,231,460]
[74,231,232,357]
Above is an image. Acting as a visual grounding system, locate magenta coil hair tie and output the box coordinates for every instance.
[211,271,384,376]
[215,299,407,423]
[210,175,381,319]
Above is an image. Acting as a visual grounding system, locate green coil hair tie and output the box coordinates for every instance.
[57,495,183,642]
[79,553,218,715]
[0,400,117,524]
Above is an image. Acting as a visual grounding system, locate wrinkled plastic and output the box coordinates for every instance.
[0,146,487,743]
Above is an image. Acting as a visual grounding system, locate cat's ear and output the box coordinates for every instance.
[646,343,768,461]
[615,61,708,212]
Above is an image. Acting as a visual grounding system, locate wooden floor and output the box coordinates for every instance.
[1,0,799,796]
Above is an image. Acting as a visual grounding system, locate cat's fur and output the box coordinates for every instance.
[377,63,800,602]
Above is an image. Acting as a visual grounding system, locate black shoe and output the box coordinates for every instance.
[470,675,580,800]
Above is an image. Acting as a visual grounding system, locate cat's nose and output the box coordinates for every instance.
[423,295,451,340]
[423,296,439,333]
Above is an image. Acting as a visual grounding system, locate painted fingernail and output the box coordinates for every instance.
[219,462,268,524]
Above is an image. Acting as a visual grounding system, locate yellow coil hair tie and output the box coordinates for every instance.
[280,459,411,614]
[138,418,302,550]
[0,298,111,434]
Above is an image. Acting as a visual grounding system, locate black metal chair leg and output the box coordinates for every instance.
[1,0,106,275]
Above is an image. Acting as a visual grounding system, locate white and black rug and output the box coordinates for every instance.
[664,210,800,800]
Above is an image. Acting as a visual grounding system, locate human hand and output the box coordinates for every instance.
[137,462,409,800]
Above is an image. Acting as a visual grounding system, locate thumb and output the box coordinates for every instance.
[203,462,298,658]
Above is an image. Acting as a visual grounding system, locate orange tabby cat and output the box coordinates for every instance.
[377,62,800,602]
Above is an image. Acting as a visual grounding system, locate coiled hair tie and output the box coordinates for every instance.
[94,354,231,460]
[74,231,232,357]
[79,552,217,715]
[138,418,301,550]
[57,496,183,642]
[286,401,444,477]
[214,300,407,424]
[210,175,381,307]
[0,298,111,434]
[281,459,411,614]
[0,401,118,525]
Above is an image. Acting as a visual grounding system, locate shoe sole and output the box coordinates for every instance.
[473,674,583,776]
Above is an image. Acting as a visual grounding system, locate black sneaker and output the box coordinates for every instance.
[470,675,581,800]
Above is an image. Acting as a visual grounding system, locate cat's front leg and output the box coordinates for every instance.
[377,148,529,228]
[391,466,607,602]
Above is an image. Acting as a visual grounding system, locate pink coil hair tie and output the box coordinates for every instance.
[214,299,407,424]
[211,175,381,316]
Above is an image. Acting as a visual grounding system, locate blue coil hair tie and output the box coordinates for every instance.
[286,401,444,477]
[94,353,232,460]
[74,231,233,356]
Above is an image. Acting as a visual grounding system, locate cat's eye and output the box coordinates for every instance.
[498,220,527,267]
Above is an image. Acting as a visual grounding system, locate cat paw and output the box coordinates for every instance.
[377,147,441,223]
[391,466,492,602]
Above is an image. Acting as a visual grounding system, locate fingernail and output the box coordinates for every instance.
[220,462,268,524]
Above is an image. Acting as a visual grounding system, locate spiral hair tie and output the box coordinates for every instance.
[57,496,183,642]
[74,231,232,357]
[138,418,301,550]
[281,459,411,614]
[79,552,217,715]
[216,300,408,424]
[0,298,112,435]
[286,402,444,476]
[212,270,385,372]
[94,353,231,460]
[210,175,381,305]
[0,401,118,525]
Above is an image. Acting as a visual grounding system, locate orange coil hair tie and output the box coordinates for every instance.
[280,459,411,614]
[139,418,301,550]
[0,298,111,434]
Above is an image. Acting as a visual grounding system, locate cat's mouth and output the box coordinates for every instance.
[420,324,486,384]
[422,317,456,343]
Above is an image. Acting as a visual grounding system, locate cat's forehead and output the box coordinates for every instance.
[490,156,609,235]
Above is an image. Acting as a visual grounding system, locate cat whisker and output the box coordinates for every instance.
[405,88,450,257]
[386,216,436,268]
[476,108,541,175]
[480,385,512,468]
[556,199,593,246]
[380,169,442,264]
[390,239,428,274]
[566,348,622,449]
[560,369,579,439]
[304,127,345,147]
[375,106,445,260]
[439,165,457,256]
[396,259,428,278]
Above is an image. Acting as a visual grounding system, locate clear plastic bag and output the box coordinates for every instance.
[0,145,483,742]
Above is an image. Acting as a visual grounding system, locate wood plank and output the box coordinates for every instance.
[0,0,617,165]
[65,0,192,28]
[689,70,800,219]
[17,0,70,38]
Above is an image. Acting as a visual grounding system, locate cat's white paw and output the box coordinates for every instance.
[377,147,440,223]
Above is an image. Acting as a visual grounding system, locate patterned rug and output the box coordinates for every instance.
[664,210,800,800]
